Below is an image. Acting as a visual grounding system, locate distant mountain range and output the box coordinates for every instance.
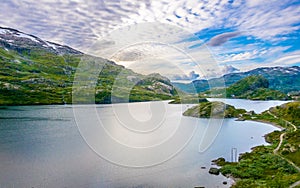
[173,66,300,94]
[0,27,176,105]
[199,75,290,100]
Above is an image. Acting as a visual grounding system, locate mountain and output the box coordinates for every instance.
[199,75,290,100]
[173,66,300,94]
[0,26,82,55]
[0,27,177,105]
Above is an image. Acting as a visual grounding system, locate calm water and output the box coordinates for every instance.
[0,100,285,188]
[207,98,289,113]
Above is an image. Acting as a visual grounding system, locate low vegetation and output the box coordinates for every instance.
[0,47,177,105]
[216,147,300,188]
[215,101,300,187]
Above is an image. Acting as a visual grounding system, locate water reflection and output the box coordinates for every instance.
[0,100,283,187]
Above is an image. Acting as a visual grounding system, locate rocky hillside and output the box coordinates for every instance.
[0,27,177,105]
[174,66,300,94]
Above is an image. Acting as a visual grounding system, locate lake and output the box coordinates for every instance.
[0,100,286,188]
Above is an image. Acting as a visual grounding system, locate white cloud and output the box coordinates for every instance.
[0,0,230,51]
[0,0,299,77]
[223,52,300,73]
[171,71,200,81]
[219,50,260,63]
[272,53,300,66]
[1,0,299,46]
[222,65,240,74]
[108,39,215,81]
[1,0,298,49]
[227,1,300,41]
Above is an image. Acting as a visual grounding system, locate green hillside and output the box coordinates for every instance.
[200,75,290,100]
[173,66,300,94]
[226,75,269,97]
[269,102,300,126]
[0,46,177,105]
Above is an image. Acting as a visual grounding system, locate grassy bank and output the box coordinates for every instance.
[214,102,300,187]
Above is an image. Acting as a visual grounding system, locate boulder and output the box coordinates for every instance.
[208,167,220,175]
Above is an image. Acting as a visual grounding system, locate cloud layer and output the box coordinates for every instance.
[1,0,298,49]
[0,0,299,79]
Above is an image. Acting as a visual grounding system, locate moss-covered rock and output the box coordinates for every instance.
[209,167,220,175]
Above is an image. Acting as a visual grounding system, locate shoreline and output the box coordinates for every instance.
[247,118,284,130]
[211,118,284,187]
[0,99,174,107]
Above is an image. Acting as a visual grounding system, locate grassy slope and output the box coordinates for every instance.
[0,47,177,105]
[0,48,76,104]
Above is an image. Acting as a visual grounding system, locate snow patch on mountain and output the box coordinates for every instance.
[45,41,57,50]
[17,33,40,43]
[0,26,82,55]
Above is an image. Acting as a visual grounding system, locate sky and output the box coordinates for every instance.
[0,0,300,81]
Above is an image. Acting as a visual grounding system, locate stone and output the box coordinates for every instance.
[208,167,220,175]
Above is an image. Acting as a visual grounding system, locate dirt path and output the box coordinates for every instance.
[267,111,297,131]
[273,132,286,154]
[266,111,300,187]
[290,180,300,188]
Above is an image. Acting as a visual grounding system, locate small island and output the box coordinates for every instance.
[183,101,246,118]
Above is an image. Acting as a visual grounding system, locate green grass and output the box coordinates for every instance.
[215,101,300,187]
[0,47,177,105]
[216,146,300,187]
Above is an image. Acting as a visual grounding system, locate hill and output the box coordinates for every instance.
[0,27,177,105]
[268,102,300,126]
[199,75,290,100]
[173,66,300,94]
